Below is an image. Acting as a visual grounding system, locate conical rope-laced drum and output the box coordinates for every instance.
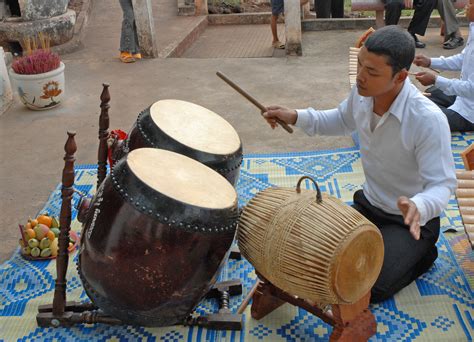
[238,176,384,305]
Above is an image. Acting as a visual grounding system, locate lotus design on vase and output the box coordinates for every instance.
[40,81,62,107]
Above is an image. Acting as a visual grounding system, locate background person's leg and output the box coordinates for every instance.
[426,86,456,107]
[437,0,461,39]
[270,0,284,47]
[425,87,473,131]
[382,0,403,25]
[314,0,331,18]
[437,0,463,49]
[442,108,474,132]
[408,0,437,37]
[119,0,139,55]
[271,15,279,43]
[331,0,345,18]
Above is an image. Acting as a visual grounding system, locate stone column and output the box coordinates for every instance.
[132,0,158,58]
[284,0,302,56]
[0,2,5,20]
[195,0,209,15]
[0,47,13,116]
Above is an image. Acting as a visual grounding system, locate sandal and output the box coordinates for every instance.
[120,52,136,63]
[272,41,285,49]
[132,53,142,59]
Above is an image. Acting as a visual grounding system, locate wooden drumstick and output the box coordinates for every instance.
[428,66,441,74]
[237,279,261,314]
[412,63,440,74]
[216,71,294,134]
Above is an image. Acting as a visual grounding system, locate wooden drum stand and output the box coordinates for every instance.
[244,275,376,341]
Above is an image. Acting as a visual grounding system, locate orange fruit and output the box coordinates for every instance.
[25,228,35,240]
[37,215,52,228]
[25,222,32,230]
[46,230,55,241]
[29,218,38,228]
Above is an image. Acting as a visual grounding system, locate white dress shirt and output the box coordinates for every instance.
[295,79,457,226]
[431,23,474,122]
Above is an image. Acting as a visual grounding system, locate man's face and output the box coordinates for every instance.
[356,47,403,98]
[467,0,474,22]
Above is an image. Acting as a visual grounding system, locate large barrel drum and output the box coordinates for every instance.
[79,148,239,326]
[114,99,243,185]
[238,177,384,305]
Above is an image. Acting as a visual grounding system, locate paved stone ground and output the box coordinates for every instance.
[65,0,204,61]
[0,0,467,262]
[183,24,285,58]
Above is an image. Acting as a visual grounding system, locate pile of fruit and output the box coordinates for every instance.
[19,213,76,259]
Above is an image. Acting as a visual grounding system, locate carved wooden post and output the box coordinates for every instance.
[52,131,77,316]
[97,83,110,189]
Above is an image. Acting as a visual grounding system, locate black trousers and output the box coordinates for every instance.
[351,190,439,303]
[314,0,344,18]
[426,86,474,132]
[382,0,436,35]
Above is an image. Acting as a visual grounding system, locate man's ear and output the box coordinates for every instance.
[396,69,409,84]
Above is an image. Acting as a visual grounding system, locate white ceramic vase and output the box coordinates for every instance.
[9,62,65,111]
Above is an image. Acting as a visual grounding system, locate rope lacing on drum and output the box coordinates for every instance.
[266,190,336,304]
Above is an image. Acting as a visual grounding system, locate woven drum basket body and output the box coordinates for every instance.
[238,186,384,305]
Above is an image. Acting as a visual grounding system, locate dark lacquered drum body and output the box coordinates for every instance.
[116,99,243,185]
[79,148,239,326]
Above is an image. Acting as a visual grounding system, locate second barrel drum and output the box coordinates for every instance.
[114,99,243,185]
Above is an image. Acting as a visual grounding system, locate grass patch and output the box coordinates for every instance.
[343,0,440,17]
[209,0,241,7]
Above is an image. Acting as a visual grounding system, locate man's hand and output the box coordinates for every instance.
[415,71,436,86]
[263,106,298,129]
[397,196,421,240]
[413,54,431,68]
[404,0,413,8]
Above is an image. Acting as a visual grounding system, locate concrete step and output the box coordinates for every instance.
[160,16,208,58]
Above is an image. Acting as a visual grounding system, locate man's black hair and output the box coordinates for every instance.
[364,26,416,76]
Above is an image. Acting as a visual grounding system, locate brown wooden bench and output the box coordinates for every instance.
[351,0,468,28]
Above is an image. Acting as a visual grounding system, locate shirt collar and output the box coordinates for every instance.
[383,78,412,123]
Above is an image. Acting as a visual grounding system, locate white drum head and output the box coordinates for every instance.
[150,100,241,155]
[127,148,237,209]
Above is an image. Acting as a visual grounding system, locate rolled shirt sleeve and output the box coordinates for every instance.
[435,75,474,98]
[430,51,464,71]
[295,94,356,136]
